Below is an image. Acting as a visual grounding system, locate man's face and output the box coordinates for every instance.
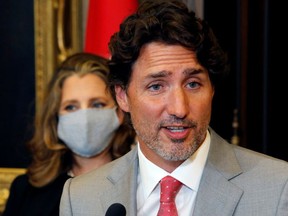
[115,42,214,169]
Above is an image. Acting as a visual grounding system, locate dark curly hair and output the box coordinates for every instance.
[108,0,229,97]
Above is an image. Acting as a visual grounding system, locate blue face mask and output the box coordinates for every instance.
[57,107,120,158]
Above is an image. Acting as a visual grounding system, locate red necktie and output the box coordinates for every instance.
[157,176,183,216]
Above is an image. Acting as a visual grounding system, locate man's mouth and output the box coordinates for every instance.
[166,126,186,132]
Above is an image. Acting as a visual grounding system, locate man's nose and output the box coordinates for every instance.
[166,87,189,119]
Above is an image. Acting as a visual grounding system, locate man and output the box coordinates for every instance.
[60,1,288,215]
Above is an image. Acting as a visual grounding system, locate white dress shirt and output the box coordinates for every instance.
[137,130,210,216]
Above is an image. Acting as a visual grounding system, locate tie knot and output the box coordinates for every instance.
[160,176,182,203]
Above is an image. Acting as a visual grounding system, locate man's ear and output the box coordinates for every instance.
[115,85,130,112]
[116,107,124,124]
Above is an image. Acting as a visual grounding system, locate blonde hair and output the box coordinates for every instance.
[27,53,135,187]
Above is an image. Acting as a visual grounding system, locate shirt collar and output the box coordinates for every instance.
[138,130,211,199]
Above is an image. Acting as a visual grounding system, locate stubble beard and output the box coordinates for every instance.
[134,118,208,161]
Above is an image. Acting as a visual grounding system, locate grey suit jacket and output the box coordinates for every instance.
[60,128,288,216]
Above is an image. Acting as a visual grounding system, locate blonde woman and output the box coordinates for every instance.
[3,53,136,216]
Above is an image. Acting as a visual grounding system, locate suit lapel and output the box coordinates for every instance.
[100,148,139,215]
[193,128,243,216]
[98,129,244,216]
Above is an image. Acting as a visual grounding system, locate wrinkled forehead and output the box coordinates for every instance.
[131,42,204,79]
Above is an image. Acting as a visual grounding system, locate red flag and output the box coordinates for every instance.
[84,0,138,58]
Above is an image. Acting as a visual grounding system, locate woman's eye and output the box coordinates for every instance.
[91,101,106,108]
[64,104,77,111]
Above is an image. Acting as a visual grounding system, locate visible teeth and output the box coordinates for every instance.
[167,127,184,132]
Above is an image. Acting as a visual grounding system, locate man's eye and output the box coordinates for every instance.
[187,81,199,89]
[148,84,162,91]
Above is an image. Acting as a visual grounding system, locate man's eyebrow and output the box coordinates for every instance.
[144,70,172,79]
[183,68,204,76]
[143,68,204,80]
